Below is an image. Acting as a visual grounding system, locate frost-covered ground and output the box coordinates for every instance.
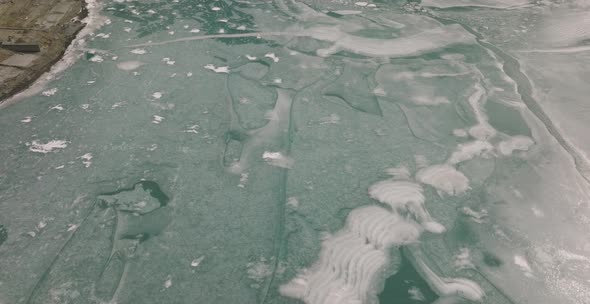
[1,1,589,304]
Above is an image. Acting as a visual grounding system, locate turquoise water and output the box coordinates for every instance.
[1,1,590,303]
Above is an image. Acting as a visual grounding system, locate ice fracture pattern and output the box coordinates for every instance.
[1,0,590,304]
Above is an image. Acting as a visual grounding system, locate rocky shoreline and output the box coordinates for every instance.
[0,0,88,103]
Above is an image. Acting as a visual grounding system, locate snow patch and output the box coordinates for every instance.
[130,48,147,55]
[116,60,143,71]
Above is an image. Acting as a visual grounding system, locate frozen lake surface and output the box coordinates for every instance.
[1,0,590,303]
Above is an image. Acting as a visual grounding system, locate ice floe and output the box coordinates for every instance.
[204,64,230,73]
[416,164,470,196]
[41,88,58,96]
[262,151,294,169]
[29,140,68,153]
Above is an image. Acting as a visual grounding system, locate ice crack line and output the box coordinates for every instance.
[430,15,590,184]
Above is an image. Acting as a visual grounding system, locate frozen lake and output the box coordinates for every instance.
[1,0,590,303]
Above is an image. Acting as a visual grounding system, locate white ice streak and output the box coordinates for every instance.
[280,205,422,304]
[50,104,64,111]
[412,95,450,106]
[448,140,493,165]
[416,164,470,196]
[204,64,230,73]
[310,24,475,58]
[29,140,68,153]
[331,10,363,15]
[368,180,445,233]
[497,135,534,156]
[466,83,495,141]
[191,256,205,267]
[227,90,292,174]
[407,247,485,301]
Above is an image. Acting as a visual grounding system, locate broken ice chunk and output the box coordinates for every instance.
[152,115,164,124]
[204,64,230,73]
[262,151,294,169]
[191,256,205,267]
[79,153,93,168]
[42,88,58,96]
[89,55,104,63]
[264,52,279,62]
[29,140,68,154]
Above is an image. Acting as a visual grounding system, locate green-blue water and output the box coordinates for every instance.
[1,1,590,303]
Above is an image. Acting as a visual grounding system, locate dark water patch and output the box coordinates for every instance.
[0,224,7,246]
[485,100,531,137]
[450,218,479,245]
[482,251,503,268]
[323,64,383,116]
[379,253,438,304]
[99,180,170,207]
